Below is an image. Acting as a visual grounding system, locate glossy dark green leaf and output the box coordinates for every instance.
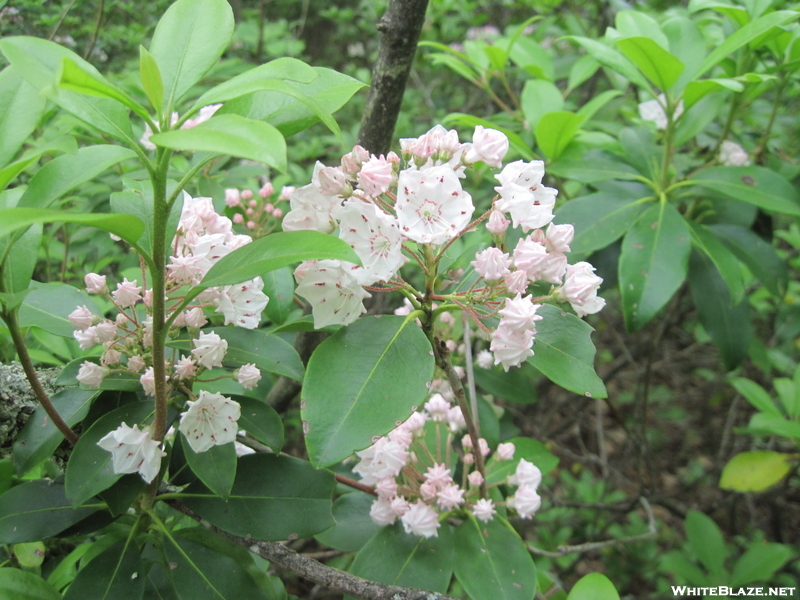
[619,202,690,331]
[554,194,649,255]
[474,363,538,404]
[18,282,101,337]
[674,92,726,146]
[59,58,149,120]
[302,315,434,468]
[182,437,237,500]
[65,402,155,506]
[315,493,383,552]
[731,542,795,587]
[0,37,135,143]
[184,454,335,541]
[148,0,234,108]
[99,474,145,517]
[0,568,60,600]
[0,480,101,543]
[262,267,294,325]
[236,396,283,452]
[616,36,684,90]
[528,304,606,399]
[201,230,359,288]
[710,224,787,296]
[0,66,46,167]
[535,111,585,160]
[687,221,745,304]
[688,250,750,370]
[164,533,272,600]
[690,166,800,216]
[685,510,727,578]
[720,451,792,493]
[347,522,453,597]
[484,436,560,486]
[150,115,286,171]
[567,572,620,600]
[62,540,144,600]
[13,387,98,476]
[453,516,537,600]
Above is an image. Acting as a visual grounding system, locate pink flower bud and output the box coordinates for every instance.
[246,221,256,229]
[468,470,484,487]
[224,188,241,207]
[69,305,95,330]
[241,189,253,201]
[85,273,108,295]
[233,213,244,224]
[272,208,282,218]
[248,199,258,208]
[259,182,274,198]
[464,126,509,168]
[486,210,509,235]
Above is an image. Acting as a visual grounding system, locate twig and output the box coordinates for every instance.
[462,312,479,437]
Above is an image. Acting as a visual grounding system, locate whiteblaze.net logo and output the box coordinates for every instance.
[671,587,797,597]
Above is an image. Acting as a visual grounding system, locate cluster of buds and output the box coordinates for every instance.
[282,124,604,370]
[352,385,543,538]
[224,182,292,238]
[70,193,268,482]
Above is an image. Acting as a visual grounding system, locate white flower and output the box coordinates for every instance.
[315,164,351,197]
[370,497,399,526]
[184,307,208,329]
[338,200,406,283]
[178,390,241,453]
[140,367,157,396]
[84,273,108,295]
[73,327,99,350]
[472,498,497,522]
[423,463,453,489]
[545,223,574,254]
[395,165,474,245]
[357,155,394,198]
[401,500,441,538]
[127,355,146,373]
[237,363,262,389]
[471,247,511,281]
[719,140,751,166]
[496,442,516,461]
[559,262,605,317]
[191,331,228,369]
[424,393,451,421]
[495,182,556,233]
[69,305,95,330]
[112,278,142,308]
[490,324,535,371]
[507,484,542,519]
[97,423,165,483]
[77,362,108,388]
[294,260,371,328]
[352,437,410,485]
[281,179,343,234]
[476,349,494,369]
[446,406,466,432]
[468,470,484,487]
[508,458,542,488]
[486,209,510,235]
[464,126,509,167]
[174,356,197,379]
[638,94,683,130]
[498,294,543,331]
[214,277,269,329]
[436,483,465,510]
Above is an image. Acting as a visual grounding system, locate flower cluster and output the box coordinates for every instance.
[283,124,604,370]
[352,386,543,537]
[71,193,268,481]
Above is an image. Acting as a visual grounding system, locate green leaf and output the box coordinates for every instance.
[720,451,793,492]
[709,224,786,297]
[619,202,691,331]
[13,387,98,476]
[535,111,585,160]
[748,413,800,439]
[0,37,135,143]
[663,16,708,88]
[164,532,272,600]
[616,37,684,90]
[619,127,661,180]
[110,178,183,258]
[0,480,100,543]
[674,92,726,146]
[347,522,454,598]
[528,304,607,399]
[548,159,644,184]
[149,0,234,108]
[262,267,294,325]
[139,45,164,115]
[201,230,360,288]
[184,454,335,541]
[64,402,155,506]
[453,516,537,600]
[687,221,745,304]
[2,222,40,295]
[696,11,800,79]
[236,396,283,452]
[0,568,60,600]
[567,572,621,600]
[685,510,727,578]
[565,36,653,91]
[731,543,795,587]
[302,315,435,468]
[59,58,150,120]
[182,437,237,500]
[474,363,538,404]
[684,78,744,108]
[729,377,781,417]
[0,66,47,167]
[615,11,670,49]
[567,55,600,93]
[484,436,559,486]
[688,250,750,371]
[315,493,382,553]
[555,194,649,255]
[0,136,78,194]
[689,166,800,216]
[520,80,563,129]
[18,282,102,337]
[150,115,286,171]
[62,539,144,600]
[13,542,46,568]
[443,113,536,161]
[576,90,622,122]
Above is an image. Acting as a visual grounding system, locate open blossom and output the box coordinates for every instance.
[77,362,108,388]
[112,278,142,308]
[395,165,474,245]
[214,278,269,329]
[178,390,241,453]
[294,260,371,328]
[97,423,165,483]
[237,364,262,389]
[338,200,406,283]
[638,94,683,130]
[401,500,441,538]
[494,160,557,232]
[191,331,228,369]
[464,126,509,167]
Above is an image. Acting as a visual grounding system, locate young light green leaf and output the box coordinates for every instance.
[616,11,670,49]
[520,80,563,129]
[684,78,744,108]
[528,304,607,399]
[149,0,234,109]
[685,510,727,578]
[720,451,793,493]
[576,90,622,121]
[619,203,691,331]
[689,166,800,216]
[748,413,800,439]
[150,114,286,171]
[139,45,163,115]
[0,66,46,168]
[731,543,795,588]
[564,36,653,92]
[58,57,150,120]
[200,230,359,288]
[535,111,585,160]
[303,315,434,468]
[730,377,782,416]
[567,572,621,600]
[616,36,685,90]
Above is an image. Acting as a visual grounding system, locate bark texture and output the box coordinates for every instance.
[0,363,60,458]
